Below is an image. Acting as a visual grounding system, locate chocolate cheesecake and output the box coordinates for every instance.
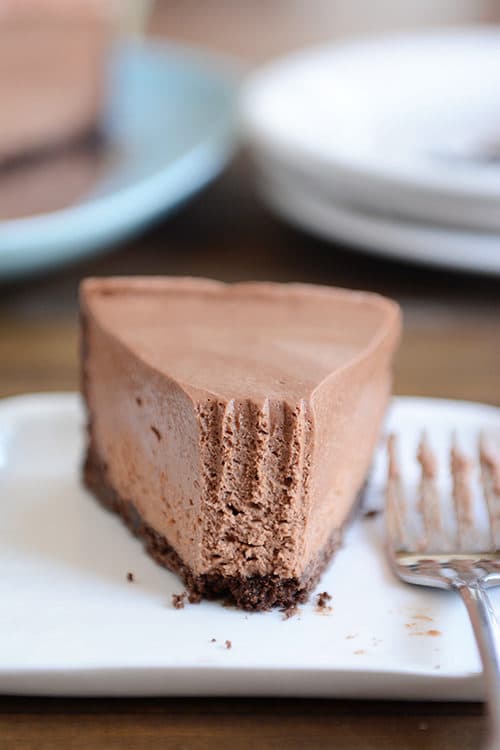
[0,0,112,163]
[81,277,401,610]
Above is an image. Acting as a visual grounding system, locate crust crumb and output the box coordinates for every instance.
[315,591,333,613]
[282,605,300,620]
[172,592,187,609]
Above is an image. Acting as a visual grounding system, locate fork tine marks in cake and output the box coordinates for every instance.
[479,434,500,550]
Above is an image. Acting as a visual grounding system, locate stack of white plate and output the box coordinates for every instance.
[241,29,500,276]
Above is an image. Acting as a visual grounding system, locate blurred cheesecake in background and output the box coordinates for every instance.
[0,0,114,163]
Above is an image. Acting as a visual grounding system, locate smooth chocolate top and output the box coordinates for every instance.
[82,276,401,581]
[80,277,400,404]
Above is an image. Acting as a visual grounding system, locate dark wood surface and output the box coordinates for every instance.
[0,696,487,749]
[2,3,500,745]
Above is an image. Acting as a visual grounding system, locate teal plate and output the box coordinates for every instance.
[0,40,238,279]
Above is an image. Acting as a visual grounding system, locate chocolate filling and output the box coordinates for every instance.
[83,443,342,612]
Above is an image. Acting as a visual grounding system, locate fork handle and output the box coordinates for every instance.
[457,582,500,750]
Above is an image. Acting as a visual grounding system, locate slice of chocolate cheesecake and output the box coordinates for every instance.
[81,277,401,610]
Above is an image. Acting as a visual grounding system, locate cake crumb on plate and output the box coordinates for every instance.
[315,591,332,613]
[281,605,300,620]
[172,592,187,609]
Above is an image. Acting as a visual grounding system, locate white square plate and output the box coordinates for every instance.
[1,393,499,699]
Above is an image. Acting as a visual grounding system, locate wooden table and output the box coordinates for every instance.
[1,156,499,749]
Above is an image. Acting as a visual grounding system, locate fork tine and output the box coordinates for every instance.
[450,435,476,552]
[385,428,500,749]
[386,434,411,550]
[417,433,444,552]
[480,434,500,550]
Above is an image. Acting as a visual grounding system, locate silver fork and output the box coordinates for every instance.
[386,432,500,750]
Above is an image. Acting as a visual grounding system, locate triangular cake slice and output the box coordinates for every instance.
[80,277,401,610]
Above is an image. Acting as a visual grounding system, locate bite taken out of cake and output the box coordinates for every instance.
[80,277,401,611]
